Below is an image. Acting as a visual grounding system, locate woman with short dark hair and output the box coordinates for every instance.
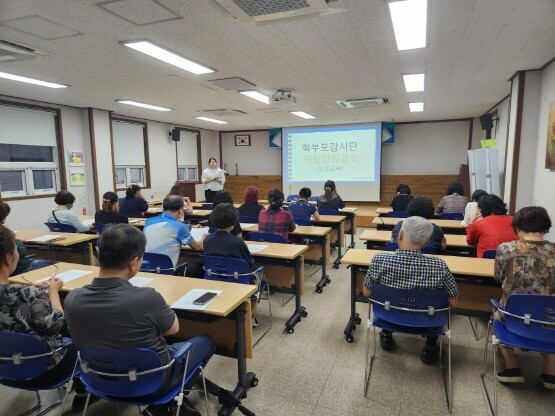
[94,191,128,225]
[461,189,488,227]
[210,190,242,237]
[436,182,468,214]
[494,206,555,388]
[47,190,91,232]
[118,185,149,218]
[390,184,414,212]
[168,184,193,214]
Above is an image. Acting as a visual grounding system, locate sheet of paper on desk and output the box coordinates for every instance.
[82,219,95,226]
[239,223,256,230]
[129,219,141,224]
[38,269,91,283]
[190,228,209,240]
[341,208,355,211]
[247,244,268,254]
[129,276,154,287]
[171,289,222,311]
[28,235,64,243]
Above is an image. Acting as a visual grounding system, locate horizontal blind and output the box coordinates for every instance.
[112,121,146,166]
[0,105,57,146]
[176,130,198,166]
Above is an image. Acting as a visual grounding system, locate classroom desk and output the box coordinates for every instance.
[15,230,98,265]
[311,215,346,268]
[338,208,357,248]
[340,249,499,343]
[372,216,465,234]
[375,207,393,216]
[9,262,257,416]
[180,241,309,334]
[359,229,476,257]
[241,223,332,293]
[81,215,146,228]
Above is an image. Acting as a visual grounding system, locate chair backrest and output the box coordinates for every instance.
[384,242,398,251]
[246,231,286,243]
[440,212,464,220]
[0,331,51,380]
[202,203,213,210]
[421,245,438,254]
[140,252,175,275]
[94,223,106,235]
[287,194,299,201]
[482,250,496,259]
[318,208,340,216]
[118,197,125,205]
[371,284,449,328]
[44,222,77,233]
[202,255,253,285]
[387,211,409,218]
[239,216,258,224]
[77,344,171,398]
[501,294,555,343]
[294,218,312,226]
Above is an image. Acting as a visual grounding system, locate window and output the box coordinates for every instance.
[175,129,200,182]
[111,118,149,188]
[0,104,62,198]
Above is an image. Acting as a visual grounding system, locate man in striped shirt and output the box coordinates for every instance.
[363,216,459,364]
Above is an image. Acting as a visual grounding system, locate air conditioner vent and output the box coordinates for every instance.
[336,97,390,109]
[201,109,248,117]
[0,39,46,63]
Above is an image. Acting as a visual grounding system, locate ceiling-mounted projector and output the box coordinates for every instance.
[270,90,296,106]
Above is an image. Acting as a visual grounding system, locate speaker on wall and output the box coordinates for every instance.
[171,129,180,141]
[479,114,494,130]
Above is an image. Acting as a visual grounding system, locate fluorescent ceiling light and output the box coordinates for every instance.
[122,40,214,75]
[0,71,68,88]
[239,90,270,104]
[403,73,425,92]
[389,0,427,51]
[194,116,228,124]
[290,111,316,119]
[409,102,424,112]
[116,100,172,111]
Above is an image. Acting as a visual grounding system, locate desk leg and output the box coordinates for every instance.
[333,223,343,269]
[348,215,355,249]
[343,265,361,343]
[285,256,307,333]
[315,235,330,293]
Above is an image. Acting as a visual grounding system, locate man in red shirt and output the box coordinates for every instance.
[466,194,518,257]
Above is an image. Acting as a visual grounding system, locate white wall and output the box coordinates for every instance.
[90,109,113,207]
[221,131,281,175]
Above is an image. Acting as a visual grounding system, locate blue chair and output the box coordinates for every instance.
[318,208,340,216]
[208,227,218,234]
[245,231,286,244]
[93,223,106,235]
[365,284,452,411]
[202,203,213,210]
[385,242,438,254]
[293,218,312,226]
[387,211,409,218]
[73,343,209,416]
[481,295,555,415]
[0,331,75,416]
[309,196,319,202]
[282,206,289,211]
[140,252,187,276]
[202,256,271,347]
[482,250,496,259]
[239,216,258,224]
[44,222,77,233]
[286,194,299,201]
[440,212,464,220]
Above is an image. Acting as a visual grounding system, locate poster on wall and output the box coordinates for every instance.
[546,101,555,170]
[269,128,282,148]
[69,151,84,167]
[69,169,85,186]
[381,122,395,144]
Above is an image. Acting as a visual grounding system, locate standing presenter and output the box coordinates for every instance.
[201,157,226,203]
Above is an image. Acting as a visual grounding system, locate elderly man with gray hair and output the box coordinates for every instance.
[363,216,459,364]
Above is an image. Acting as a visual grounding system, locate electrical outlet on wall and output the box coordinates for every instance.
[79,195,86,206]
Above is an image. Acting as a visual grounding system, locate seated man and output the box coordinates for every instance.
[143,194,203,276]
[363,216,459,364]
[64,224,215,416]
[288,187,320,221]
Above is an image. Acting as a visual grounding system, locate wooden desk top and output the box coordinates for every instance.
[372,217,464,229]
[244,241,308,260]
[360,229,471,248]
[241,224,331,237]
[15,230,98,247]
[376,207,393,214]
[9,262,256,317]
[81,215,146,227]
[185,210,211,217]
[341,249,494,277]
[313,215,346,224]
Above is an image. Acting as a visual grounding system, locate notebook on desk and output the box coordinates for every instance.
[28,235,66,243]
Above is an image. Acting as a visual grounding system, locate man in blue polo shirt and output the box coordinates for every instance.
[143,195,203,275]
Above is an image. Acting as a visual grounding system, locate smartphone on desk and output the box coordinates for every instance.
[193,292,218,305]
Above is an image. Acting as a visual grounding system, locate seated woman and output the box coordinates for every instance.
[461,189,488,227]
[118,185,149,218]
[47,190,91,232]
[210,190,242,237]
[391,197,447,250]
[258,189,296,241]
[466,194,518,257]
[317,180,345,211]
[288,187,320,221]
[0,225,92,411]
[168,184,193,214]
[238,186,265,219]
[494,206,555,389]
[94,191,128,225]
[390,184,414,212]
[436,183,469,214]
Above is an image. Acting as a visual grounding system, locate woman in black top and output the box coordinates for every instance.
[317,180,345,211]
[390,184,414,211]
[95,192,128,225]
[210,191,242,237]
[118,185,148,218]
[238,186,265,218]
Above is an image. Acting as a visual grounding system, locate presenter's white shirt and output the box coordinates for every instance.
[201,168,226,191]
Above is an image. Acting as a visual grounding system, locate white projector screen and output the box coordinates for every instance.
[282,124,382,201]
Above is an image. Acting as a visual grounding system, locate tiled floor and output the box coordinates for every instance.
[2,230,554,415]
